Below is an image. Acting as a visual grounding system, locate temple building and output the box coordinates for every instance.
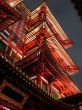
[0,0,81,110]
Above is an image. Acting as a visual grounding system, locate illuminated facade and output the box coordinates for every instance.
[0,0,20,31]
[0,0,81,109]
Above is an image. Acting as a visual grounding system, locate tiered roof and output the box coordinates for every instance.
[0,0,81,98]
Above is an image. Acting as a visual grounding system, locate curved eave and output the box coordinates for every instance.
[45,57,81,95]
[0,0,21,32]
[3,1,79,75]
[15,48,81,98]
[30,2,73,49]
[23,22,79,75]
[5,0,23,7]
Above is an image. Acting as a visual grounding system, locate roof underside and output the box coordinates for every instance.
[0,0,21,31]
[7,2,79,75]
[0,0,80,98]
[16,43,80,98]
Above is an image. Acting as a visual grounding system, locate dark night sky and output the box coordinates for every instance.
[23,0,82,89]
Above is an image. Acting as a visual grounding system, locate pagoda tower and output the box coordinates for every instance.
[0,0,81,109]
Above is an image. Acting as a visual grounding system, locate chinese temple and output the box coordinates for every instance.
[0,0,81,110]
